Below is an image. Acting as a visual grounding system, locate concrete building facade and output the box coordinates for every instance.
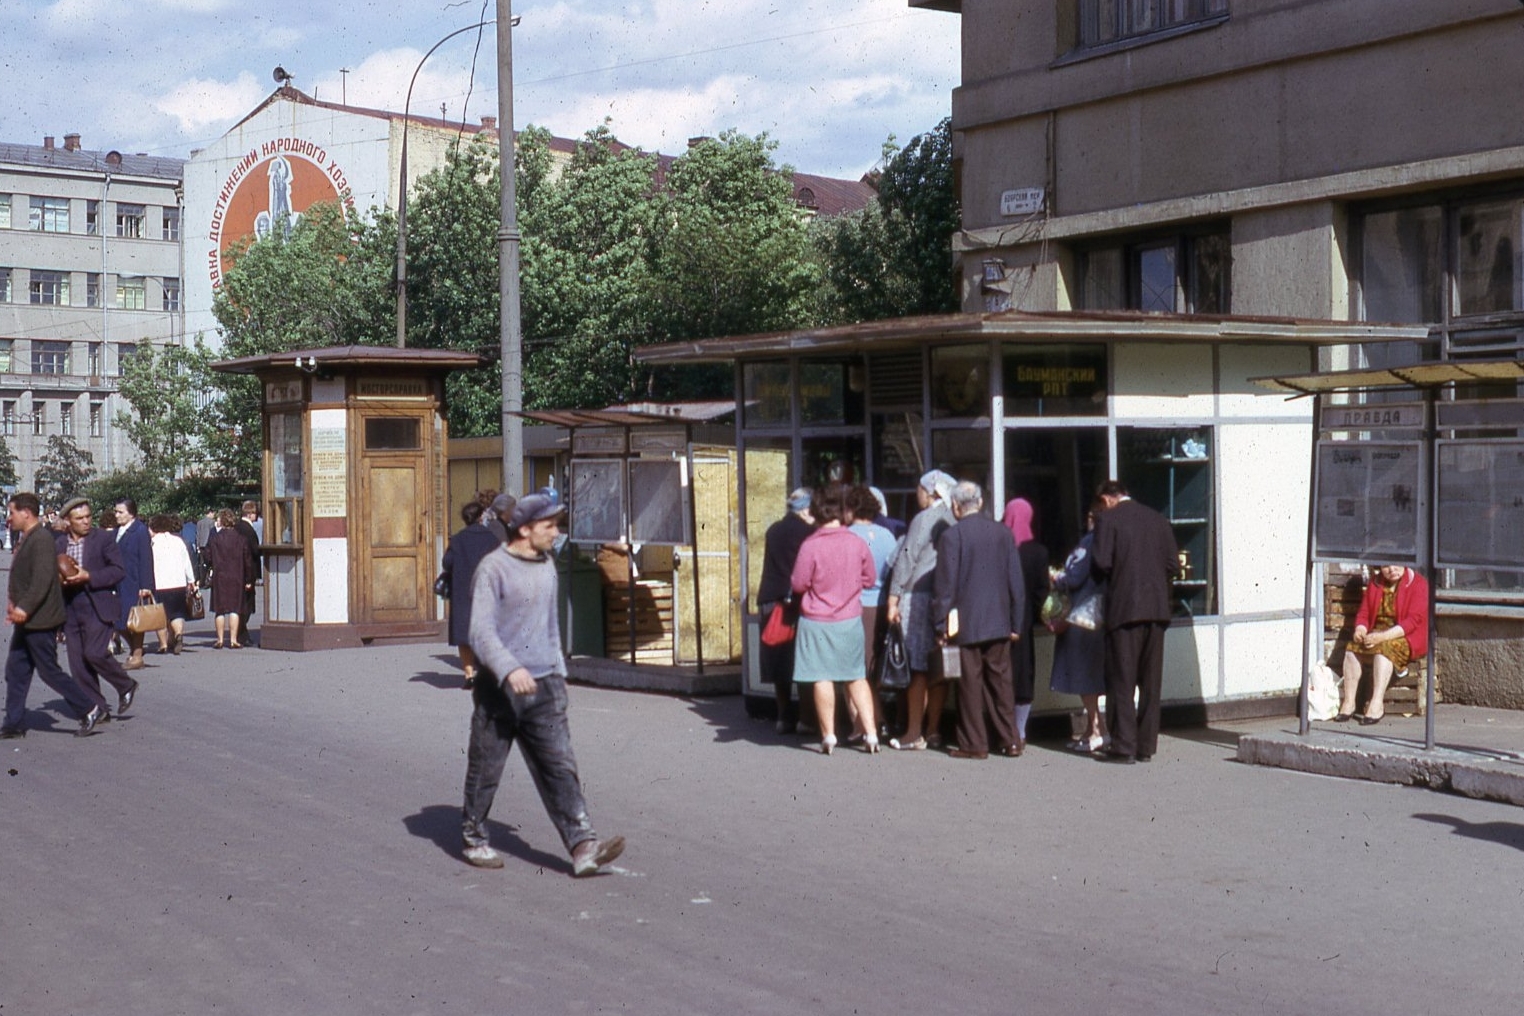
[912,0,1524,705]
[0,136,185,490]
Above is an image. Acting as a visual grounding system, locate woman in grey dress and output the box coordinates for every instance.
[1049,506,1107,752]
[884,470,956,750]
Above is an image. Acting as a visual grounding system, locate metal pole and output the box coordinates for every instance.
[1424,386,1437,751]
[686,429,704,676]
[1298,395,1322,736]
[497,0,525,495]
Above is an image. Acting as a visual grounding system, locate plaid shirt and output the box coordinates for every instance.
[65,533,85,567]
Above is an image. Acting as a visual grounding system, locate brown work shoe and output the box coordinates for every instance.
[571,835,625,877]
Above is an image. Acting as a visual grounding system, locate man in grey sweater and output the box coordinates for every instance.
[460,493,624,876]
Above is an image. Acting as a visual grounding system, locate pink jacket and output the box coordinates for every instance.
[1354,567,1429,658]
[790,526,875,623]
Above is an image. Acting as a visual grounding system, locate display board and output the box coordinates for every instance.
[1436,440,1524,571]
[629,458,689,545]
[569,459,626,544]
[1313,440,1423,564]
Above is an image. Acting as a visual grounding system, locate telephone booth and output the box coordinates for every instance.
[212,345,482,650]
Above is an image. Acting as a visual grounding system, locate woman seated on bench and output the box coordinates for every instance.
[1338,564,1429,725]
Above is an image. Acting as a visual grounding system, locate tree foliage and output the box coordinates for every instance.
[34,434,95,508]
[114,338,218,480]
[0,435,17,489]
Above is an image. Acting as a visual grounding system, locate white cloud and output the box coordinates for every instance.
[154,72,267,132]
[306,47,483,118]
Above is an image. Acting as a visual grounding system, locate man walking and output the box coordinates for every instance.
[460,493,625,876]
[1090,479,1179,764]
[932,481,1026,760]
[2,493,105,738]
[233,502,262,644]
[56,498,139,718]
[113,498,153,671]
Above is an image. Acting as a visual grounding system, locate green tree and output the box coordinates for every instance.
[34,434,95,508]
[114,337,218,480]
[0,435,18,488]
[81,464,167,518]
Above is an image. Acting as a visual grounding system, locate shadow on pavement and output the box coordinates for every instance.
[403,804,571,874]
[410,655,470,691]
[1413,813,1524,852]
[680,694,797,747]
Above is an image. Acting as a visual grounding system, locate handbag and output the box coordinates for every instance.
[760,602,796,647]
[875,622,912,690]
[126,593,167,634]
[1067,590,1105,631]
[1040,588,1070,626]
[433,571,451,598]
[186,584,206,621]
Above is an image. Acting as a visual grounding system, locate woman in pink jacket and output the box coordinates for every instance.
[1338,564,1429,725]
[791,484,878,754]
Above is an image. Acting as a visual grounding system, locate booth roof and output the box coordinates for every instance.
[211,345,484,374]
[512,401,735,429]
[1253,358,1524,394]
[631,309,1430,365]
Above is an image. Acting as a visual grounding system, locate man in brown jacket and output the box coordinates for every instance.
[1,493,106,738]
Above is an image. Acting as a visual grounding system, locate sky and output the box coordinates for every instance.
[1,0,961,180]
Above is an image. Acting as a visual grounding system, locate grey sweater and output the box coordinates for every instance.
[468,546,566,683]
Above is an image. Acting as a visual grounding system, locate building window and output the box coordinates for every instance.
[86,273,101,308]
[1078,0,1228,49]
[0,268,10,302]
[28,196,69,232]
[33,341,70,376]
[0,340,12,373]
[86,200,100,235]
[116,277,146,310]
[162,207,180,241]
[162,277,180,312]
[87,342,102,376]
[0,194,10,229]
[89,401,103,437]
[59,400,73,436]
[1,402,13,437]
[116,203,146,238]
[118,342,141,375]
[31,402,46,436]
[29,270,70,306]
[1117,426,1215,616]
[1078,228,1231,314]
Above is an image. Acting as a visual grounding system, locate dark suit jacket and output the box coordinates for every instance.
[55,528,126,626]
[114,518,153,629]
[932,513,1025,645]
[1091,497,1178,628]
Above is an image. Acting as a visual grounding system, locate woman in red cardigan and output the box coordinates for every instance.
[1338,565,1429,725]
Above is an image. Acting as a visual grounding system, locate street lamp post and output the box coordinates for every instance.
[497,0,524,495]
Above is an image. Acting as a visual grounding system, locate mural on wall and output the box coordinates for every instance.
[207,138,356,288]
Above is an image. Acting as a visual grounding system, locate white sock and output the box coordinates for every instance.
[1014,702,1032,740]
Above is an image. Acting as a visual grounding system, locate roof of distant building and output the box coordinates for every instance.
[0,140,184,180]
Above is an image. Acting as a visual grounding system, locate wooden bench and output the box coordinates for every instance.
[1324,571,1437,716]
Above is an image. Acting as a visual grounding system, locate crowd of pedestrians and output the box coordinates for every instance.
[1,493,263,739]
[756,472,1182,763]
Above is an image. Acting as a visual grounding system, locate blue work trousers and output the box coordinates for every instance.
[4,625,101,728]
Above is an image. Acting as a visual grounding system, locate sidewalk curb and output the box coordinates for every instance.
[1237,730,1524,807]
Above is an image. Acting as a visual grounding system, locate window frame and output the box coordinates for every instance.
[1074,0,1229,53]
[28,196,69,233]
[162,207,180,241]
[162,276,180,312]
[32,341,71,376]
[29,270,70,306]
[115,202,146,238]
[116,276,147,311]
[1077,225,1232,314]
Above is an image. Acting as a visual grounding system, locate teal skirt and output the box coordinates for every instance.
[793,616,865,684]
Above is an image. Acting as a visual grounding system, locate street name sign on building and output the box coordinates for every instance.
[1000,188,1045,217]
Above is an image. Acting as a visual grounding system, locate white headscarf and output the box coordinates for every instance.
[919,470,956,503]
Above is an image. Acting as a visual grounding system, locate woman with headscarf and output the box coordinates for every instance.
[1003,497,1050,753]
[884,470,956,750]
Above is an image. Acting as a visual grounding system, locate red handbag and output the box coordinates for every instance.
[760,602,796,647]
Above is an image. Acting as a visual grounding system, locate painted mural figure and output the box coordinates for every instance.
[254,156,298,240]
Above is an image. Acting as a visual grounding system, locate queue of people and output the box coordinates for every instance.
[756,472,1192,763]
[1,493,265,739]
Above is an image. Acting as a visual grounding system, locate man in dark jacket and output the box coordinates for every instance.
[2,493,105,738]
[113,498,154,671]
[756,488,814,734]
[233,504,262,644]
[932,481,1025,760]
[1090,479,1179,764]
[56,497,139,717]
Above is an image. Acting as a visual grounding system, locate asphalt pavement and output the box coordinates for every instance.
[2,619,1523,1015]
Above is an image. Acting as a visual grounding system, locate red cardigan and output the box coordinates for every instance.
[1354,567,1429,659]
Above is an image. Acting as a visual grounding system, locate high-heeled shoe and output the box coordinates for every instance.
[820,734,837,755]
[890,735,927,751]
[213,640,225,649]
[863,735,881,754]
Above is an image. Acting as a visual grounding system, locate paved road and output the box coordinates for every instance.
[2,627,1522,1015]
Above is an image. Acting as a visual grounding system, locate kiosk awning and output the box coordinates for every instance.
[1253,358,1524,395]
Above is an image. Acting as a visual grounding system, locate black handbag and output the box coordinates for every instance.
[433,571,451,598]
[186,584,206,621]
[876,622,912,690]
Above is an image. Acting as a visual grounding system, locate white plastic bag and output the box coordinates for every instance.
[1307,663,1340,721]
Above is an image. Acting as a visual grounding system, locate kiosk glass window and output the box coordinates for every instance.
[799,360,865,426]
[1004,427,1109,564]
[742,362,791,428]
[930,427,991,491]
[364,417,421,450]
[268,411,304,546]
[1117,426,1215,616]
[930,344,989,419]
[742,437,793,609]
[1002,344,1107,417]
[801,435,866,489]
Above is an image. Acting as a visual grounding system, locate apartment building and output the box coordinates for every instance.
[0,135,185,489]
[912,0,1524,704]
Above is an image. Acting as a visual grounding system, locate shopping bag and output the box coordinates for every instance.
[760,602,796,647]
[1308,663,1340,721]
[126,594,167,634]
[186,585,206,621]
[876,622,912,690]
[1040,589,1070,625]
[1067,591,1105,631]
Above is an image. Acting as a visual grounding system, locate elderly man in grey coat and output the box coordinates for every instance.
[932,481,1026,760]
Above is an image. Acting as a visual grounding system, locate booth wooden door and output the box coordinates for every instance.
[358,447,432,625]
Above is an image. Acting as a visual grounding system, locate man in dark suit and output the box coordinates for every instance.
[113,498,154,671]
[57,498,139,717]
[1090,479,1179,764]
[932,481,1026,760]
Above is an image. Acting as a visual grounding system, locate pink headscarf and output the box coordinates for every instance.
[1003,498,1035,545]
